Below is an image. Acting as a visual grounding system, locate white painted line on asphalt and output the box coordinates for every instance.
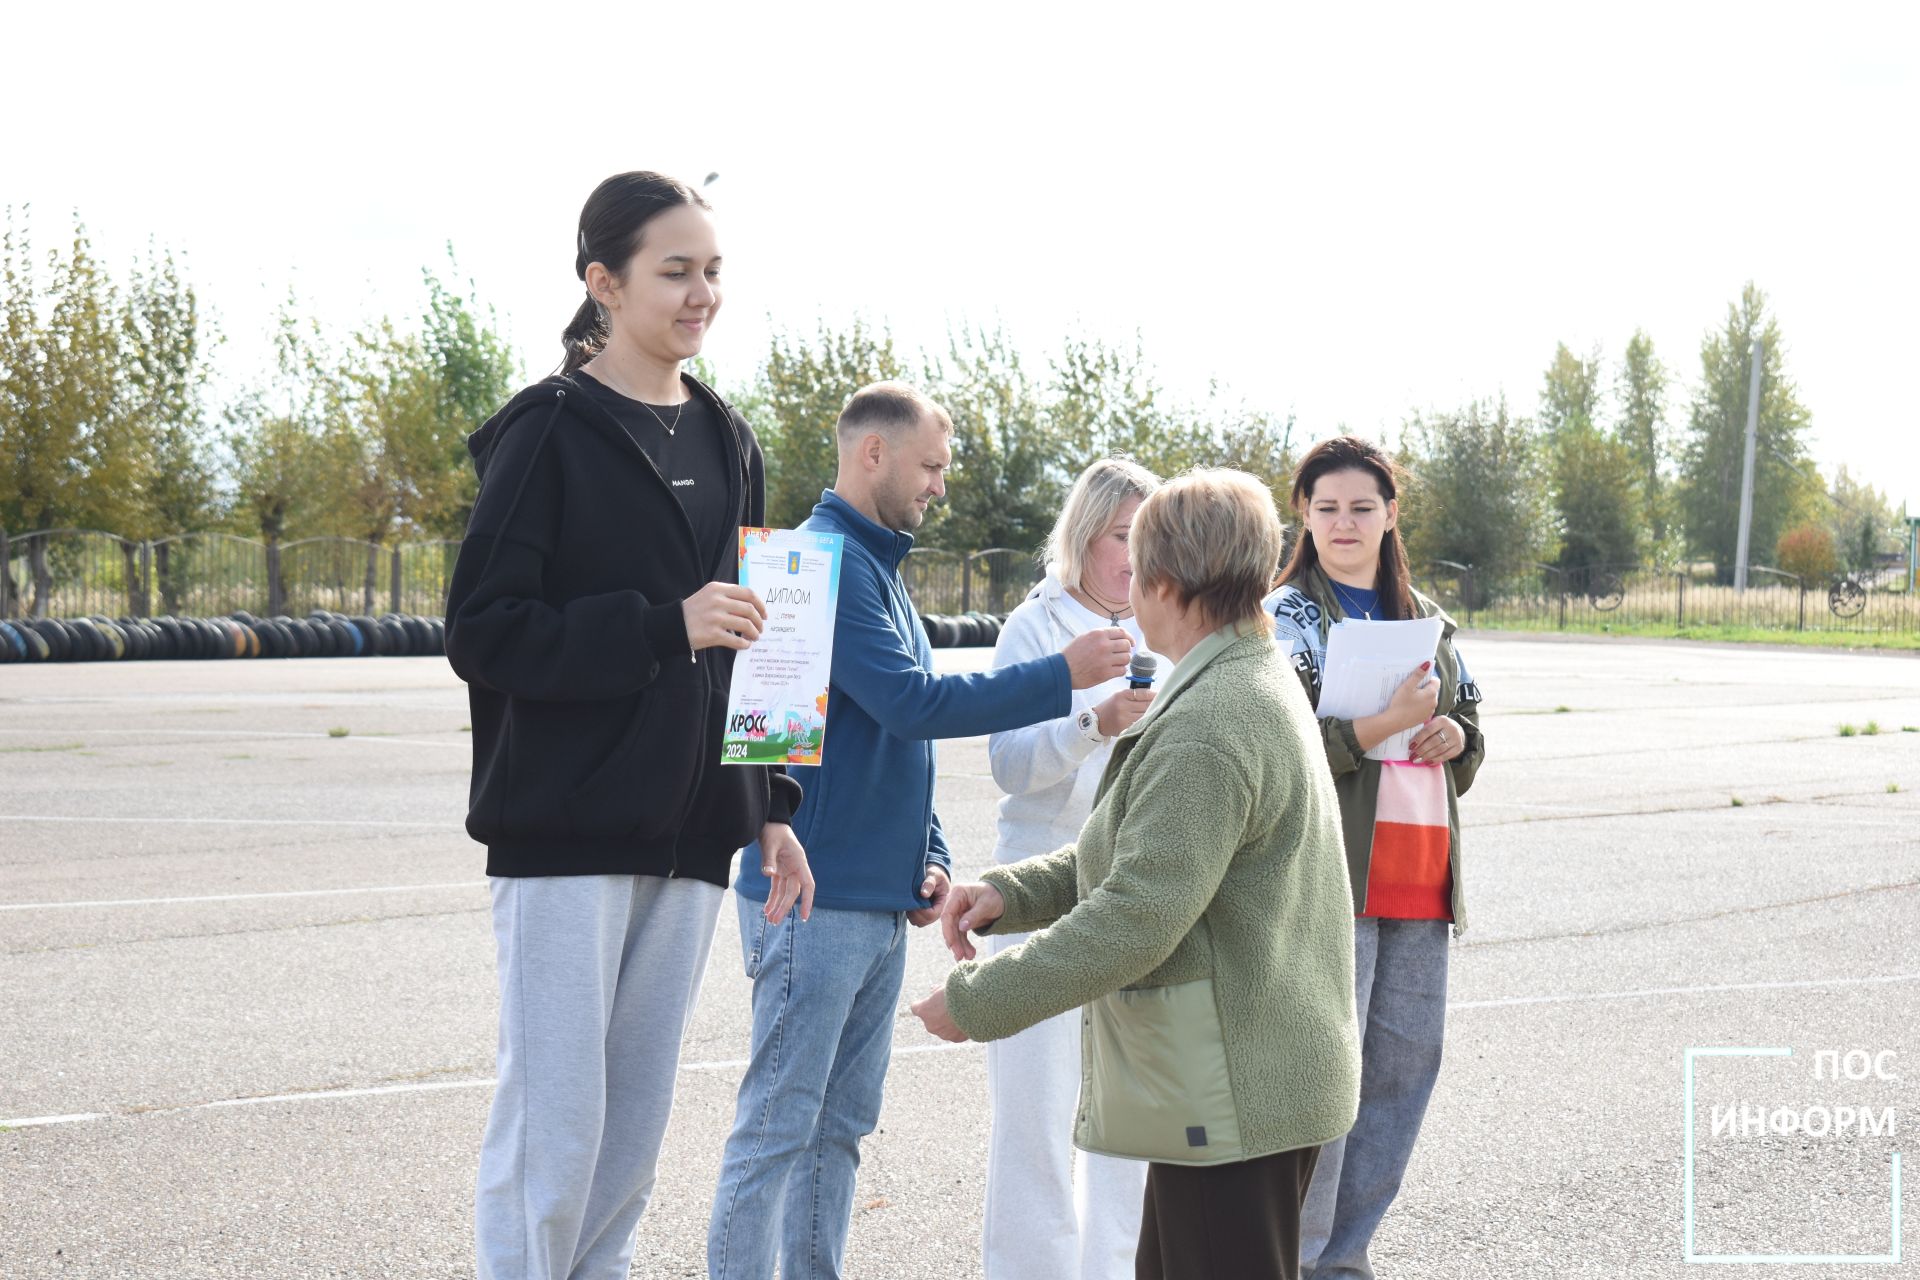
[1451,970,1920,1010]
[3,1112,108,1128]
[0,814,460,831]
[1,1043,980,1130]
[13,975,1915,1131]
[0,881,486,911]
[680,1040,976,1074]
[0,727,465,748]
[199,1079,496,1109]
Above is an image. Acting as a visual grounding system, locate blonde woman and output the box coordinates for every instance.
[977,457,1161,1280]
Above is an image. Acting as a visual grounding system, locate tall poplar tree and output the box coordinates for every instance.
[1616,329,1669,547]
[1678,284,1818,579]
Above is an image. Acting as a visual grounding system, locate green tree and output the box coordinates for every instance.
[1206,398,1297,502]
[420,254,520,535]
[1044,332,1223,484]
[754,318,904,528]
[1678,284,1819,580]
[0,214,126,613]
[1537,342,1640,571]
[0,214,122,535]
[121,245,220,539]
[319,255,522,549]
[1615,329,1670,549]
[227,301,340,548]
[337,316,487,544]
[1550,422,1642,571]
[1538,342,1603,438]
[921,323,1061,552]
[1824,465,1900,576]
[1398,398,1555,572]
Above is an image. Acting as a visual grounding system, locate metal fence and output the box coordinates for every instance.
[901,547,1044,616]
[1,528,467,621]
[13,523,1904,640]
[1417,561,1920,637]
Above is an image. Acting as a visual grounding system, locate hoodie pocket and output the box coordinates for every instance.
[565,684,704,841]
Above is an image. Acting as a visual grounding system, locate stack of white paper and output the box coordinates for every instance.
[1314,616,1444,761]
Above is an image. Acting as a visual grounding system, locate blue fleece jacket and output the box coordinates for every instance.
[735,490,1073,913]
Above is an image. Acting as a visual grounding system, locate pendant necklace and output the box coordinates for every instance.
[1081,584,1130,626]
[1332,580,1374,620]
[593,364,687,435]
[639,398,685,436]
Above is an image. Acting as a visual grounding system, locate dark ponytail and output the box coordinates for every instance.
[1275,435,1418,620]
[560,171,711,374]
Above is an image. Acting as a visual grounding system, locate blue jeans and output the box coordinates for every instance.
[708,895,908,1280]
[1300,917,1450,1280]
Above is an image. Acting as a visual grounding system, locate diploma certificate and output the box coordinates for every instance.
[721,527,844,766]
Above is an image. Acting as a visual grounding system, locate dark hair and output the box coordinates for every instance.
[835,381,953,442]
[1275,435,1417,620]
[560,171,710,374]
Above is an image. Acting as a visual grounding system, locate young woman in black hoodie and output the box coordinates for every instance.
[446,171,813,1280]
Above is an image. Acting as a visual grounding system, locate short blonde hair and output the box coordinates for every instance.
[1045,457,1162,590]
[1130,468,1286,627]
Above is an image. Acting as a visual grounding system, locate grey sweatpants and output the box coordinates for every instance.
[476,873,725,1280]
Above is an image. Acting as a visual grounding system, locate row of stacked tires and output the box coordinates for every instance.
[920,612,1008,648]
[0,611,447,664]
[6,608,993,662]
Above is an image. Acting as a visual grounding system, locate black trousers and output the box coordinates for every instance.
[1136,1144,1321,1280]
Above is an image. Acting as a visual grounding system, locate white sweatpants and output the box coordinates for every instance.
[981,928,1146,1280]
[475,873,725,1280]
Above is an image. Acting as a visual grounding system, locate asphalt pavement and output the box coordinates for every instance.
[3,634,1918,1278]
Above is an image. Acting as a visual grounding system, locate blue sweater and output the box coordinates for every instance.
[735,490,1073,912]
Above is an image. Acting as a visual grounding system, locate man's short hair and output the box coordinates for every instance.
[1131,468,1287,628]
[836,381,953,443]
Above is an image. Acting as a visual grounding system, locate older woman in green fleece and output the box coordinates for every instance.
[911,468,1361,1280]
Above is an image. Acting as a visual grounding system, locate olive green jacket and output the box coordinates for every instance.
[1266,567,1485,932]
[944,622,1361,1165]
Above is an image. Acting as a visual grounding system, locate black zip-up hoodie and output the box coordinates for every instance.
[444,372,800,884]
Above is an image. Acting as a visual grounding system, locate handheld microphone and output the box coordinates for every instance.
[1128,652,1157,690]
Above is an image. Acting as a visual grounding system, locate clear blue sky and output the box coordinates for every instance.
[6,1,1916,512]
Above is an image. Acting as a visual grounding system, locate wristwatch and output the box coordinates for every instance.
[1075,708,1106,745]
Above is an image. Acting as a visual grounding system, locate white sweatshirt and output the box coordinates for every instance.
[988,574,1156,861]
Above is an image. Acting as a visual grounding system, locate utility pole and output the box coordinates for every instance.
[1732,338,1764,591]
[1907,502,1918,593]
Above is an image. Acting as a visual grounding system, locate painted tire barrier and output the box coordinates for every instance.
[918,612,1009,648]
[0,611,450,663]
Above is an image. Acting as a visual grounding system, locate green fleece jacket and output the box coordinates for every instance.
[945,622,1361,1164]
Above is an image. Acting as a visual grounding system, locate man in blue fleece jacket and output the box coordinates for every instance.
[709,382,1132,1280]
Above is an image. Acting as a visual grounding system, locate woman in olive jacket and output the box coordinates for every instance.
[1264,435,1485,1280]
[913,469,1361,1280]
